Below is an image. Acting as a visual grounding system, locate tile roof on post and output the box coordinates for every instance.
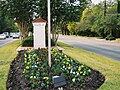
[33,18,46,23]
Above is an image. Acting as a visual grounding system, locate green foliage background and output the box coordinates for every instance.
[77,1,120,39]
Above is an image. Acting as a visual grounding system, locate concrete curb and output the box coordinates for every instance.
[16,46,33,52]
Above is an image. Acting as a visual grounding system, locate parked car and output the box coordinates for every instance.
[10,32,14,37]
[12,33,20,39]
[3,32,9,38]
[0,34,6,39]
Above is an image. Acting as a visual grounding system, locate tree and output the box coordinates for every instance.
[78,7,97,36]
[91,16,106,38]
[37,0,90,43]
[0,9,17,33]
[0,0,39,39]
[67,22,77,35]
[1,0,90,41]
[78,1,120,38]
[104,15,118,36]
[90,4,105,37]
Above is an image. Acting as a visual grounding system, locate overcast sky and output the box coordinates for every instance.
[91,0,104,4]
[91,0,115,4]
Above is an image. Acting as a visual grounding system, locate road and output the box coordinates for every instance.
[58,35,120,61]
[0,38,17,48]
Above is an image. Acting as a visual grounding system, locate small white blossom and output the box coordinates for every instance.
[76,72,79,75]
[88,69,91,72]
[63,66,65,68]
[73,72,76,74]
[72,78,76,82]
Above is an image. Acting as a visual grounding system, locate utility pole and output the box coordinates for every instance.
[104,0,107,17]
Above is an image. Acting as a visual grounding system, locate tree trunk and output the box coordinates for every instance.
[17,21,29,40]
[104,0,107,17]
[51,26,59,46]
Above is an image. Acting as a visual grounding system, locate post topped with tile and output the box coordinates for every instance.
[32,18,46,49]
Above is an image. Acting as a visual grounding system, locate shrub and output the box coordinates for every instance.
[105,34,116,40]
[21,36,33,47]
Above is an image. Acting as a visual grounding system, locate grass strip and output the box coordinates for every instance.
[0,40,20,90]
[57,42,120,90]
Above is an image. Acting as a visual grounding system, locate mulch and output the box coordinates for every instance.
[6,51,105,90]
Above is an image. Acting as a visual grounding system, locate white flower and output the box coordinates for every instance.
[29,58,31,61]
[33,54,37,56]
[88,69,91,72]
[76,72,79,75]
[34,65,37,68]
[81,65,84,68]
[63,62,66,64]
[83,73,85,76]
[64,55,67,58]
[70,59,73,62]
[68,67,71,69]
[73,72,76,74]
[70,70,73,73]
[64,68,67,70]
[63,66,65,68]
[72,78,76,82]
[55,58,57,61]
[60,57,62,59]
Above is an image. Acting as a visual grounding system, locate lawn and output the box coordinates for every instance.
[57,42,120,90]
[0,40,20,90]
[113,38,120,43]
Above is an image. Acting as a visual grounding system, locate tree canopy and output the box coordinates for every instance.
[0,0,90,39]
[77,0,120,38]
[0,8,17,33]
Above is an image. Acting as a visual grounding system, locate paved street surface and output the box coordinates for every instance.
[0,38,17,48]
[58,35,120,61]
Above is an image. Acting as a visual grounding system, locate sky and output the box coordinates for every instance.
[92,0,115,4]
[91,0,104,4]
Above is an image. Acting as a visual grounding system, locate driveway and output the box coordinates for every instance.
[58,35,120,61]
[0,38,17,48]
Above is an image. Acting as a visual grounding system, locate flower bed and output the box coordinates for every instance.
[6,48,105,90]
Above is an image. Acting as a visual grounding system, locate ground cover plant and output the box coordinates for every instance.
[7,48,104,90]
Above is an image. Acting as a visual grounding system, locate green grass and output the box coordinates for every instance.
[0,40,20,90]
[57,42,120,90]
[113,38,120,43]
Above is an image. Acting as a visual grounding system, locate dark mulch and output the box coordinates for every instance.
[6,51,105,90]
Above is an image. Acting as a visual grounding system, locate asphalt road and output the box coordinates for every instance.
[58,35,120,61]
[0,38,17,48]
